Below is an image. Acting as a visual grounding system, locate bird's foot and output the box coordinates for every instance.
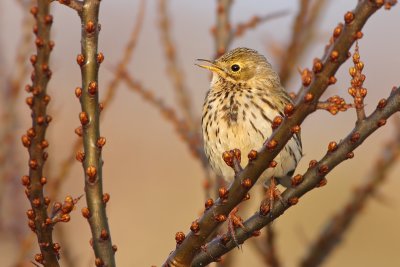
[260,177,283,216]
[227,206,246,249]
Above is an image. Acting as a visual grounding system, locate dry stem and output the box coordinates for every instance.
[279,0,327,86]
[233,10,289,38]
[214,0,233,58]
[158,0,195,130]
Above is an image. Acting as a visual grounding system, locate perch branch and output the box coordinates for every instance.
[164,1,389,266]
[77,0,116,266]
[299,118,400,267]
[193,87,400,266]
[22,0,60,265]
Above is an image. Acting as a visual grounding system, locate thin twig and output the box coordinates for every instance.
[233,10,289,38]
[52,0,83,13]
[349,42,367,123]
[77,1,116,266]
[120,72,200,155]
[192,87,400,266]
[102,0,145,110]
[0,0,33,214]
[22,0,60,265]
[252,223,282,267]
[164,2,388,265]
[316,95,354,115]
[279,0,327,86]
[214,0,233,58]
[299,119,400,267]
[158,0,195,130]
[264,225,281,267]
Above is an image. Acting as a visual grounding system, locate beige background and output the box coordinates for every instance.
[1,0,400,266]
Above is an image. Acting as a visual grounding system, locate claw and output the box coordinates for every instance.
[227,207,246,249]
[260,177,283,216]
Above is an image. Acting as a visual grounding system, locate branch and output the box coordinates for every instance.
[0,0,33,209]
[102,0,145,110]
[349,42,367,123]
[299,119,400,267]
[316,95,353,115]
[77,0,116,266]
[158,0,195,129]
[21,1,60,265]
[53,0,83,13]
[265,225,281,267]
[214,0,233,58]
[233,10,289,38]
[120,72,203,157]
[48,0,145,201]
[164,1,388,266]
[279,0,327,86]
[193,87,400,266]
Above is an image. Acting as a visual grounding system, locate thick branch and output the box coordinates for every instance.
[300,121,400,267]
[23,0,60,265]
[164,1,385,266]
[49,0,145,201]
[193,87,400,266]
[78,0,116,266]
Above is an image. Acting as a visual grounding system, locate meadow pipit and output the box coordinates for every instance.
[198,47,302,189]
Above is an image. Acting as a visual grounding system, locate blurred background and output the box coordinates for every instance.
[1,0,400,266]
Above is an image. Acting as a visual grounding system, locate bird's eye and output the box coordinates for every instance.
[231,64,240,72]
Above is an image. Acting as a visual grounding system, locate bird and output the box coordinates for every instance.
[197,47,302,189]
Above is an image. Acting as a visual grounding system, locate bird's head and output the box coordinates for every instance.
[196,47,276,84]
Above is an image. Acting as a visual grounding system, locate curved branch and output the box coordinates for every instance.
[164,1,386,266]
[193,87,400,266]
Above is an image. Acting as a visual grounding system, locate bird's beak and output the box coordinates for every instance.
[195,59,223,74]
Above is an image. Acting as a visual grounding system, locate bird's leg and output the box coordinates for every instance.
[227,206,246,249]
[260,177,283,216]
